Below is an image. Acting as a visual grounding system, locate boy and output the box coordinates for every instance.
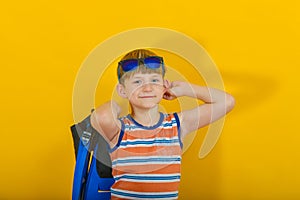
[91,49,235,199]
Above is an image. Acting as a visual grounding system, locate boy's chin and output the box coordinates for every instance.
[132,102,159,110]
[129,97,163,109]
[139,103,158,109]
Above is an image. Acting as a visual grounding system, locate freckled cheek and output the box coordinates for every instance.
[152,90,164,100]
[127,89,140,101]
[155,86,165,94]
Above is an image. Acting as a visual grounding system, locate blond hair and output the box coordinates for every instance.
[118,49,165,84]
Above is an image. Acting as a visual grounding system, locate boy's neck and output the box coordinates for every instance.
[130,106,161,127]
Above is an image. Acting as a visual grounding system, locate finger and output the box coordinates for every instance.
[163,79,170,88]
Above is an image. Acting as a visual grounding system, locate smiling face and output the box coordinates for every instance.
[118,72,166,110]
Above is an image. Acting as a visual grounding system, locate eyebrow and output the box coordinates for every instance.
[132,74,161,79]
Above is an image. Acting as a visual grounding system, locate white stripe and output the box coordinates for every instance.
[125,125,176,131]
[113,155,181,161]
[112,161,181,167]
[111,188,178,196]
[119,136,180,148]
[114,173,181,179]
[124,119,178,131]
[121,136,179,143]
[112,156,181,167]
[112,193,178,200]
[119,143,180,148]
[116,178,180,183]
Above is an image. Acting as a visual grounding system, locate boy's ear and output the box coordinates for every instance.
[117,84,127,98]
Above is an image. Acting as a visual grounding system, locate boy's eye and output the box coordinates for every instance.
[133,80,142,84]
[152,79,160,83]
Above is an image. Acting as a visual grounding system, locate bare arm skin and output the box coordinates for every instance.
[90,100,121,146]
[164,80,235,139]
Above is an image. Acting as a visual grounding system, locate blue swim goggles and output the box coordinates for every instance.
[117,56,165,80]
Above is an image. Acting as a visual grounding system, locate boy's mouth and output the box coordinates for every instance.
[139,95,156,98]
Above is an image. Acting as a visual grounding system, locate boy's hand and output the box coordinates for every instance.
[163,80,186,100]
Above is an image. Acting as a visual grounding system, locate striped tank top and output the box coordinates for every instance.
[109,112,183,199]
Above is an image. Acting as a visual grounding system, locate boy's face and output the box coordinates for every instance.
[120,72,166,109]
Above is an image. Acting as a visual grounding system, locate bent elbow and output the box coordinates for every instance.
[225,94,235,113]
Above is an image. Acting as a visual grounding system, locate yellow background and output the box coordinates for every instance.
[1,0,299,199]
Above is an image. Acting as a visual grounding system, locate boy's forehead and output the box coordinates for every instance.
[131,72,162,79]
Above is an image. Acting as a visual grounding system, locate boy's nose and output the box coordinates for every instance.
[142,83,153,91]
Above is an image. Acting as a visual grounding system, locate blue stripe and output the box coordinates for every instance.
[114,175,180,181]
[161,122,173,127]
[120,138,179,146]
[109,119,125,153]
[125,119,177,129]
[124,121,176,130]
[127,112,164,130]
[111,190,178,199]
[112,157,181,165]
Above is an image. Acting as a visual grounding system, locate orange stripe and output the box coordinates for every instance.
[121,128,178,140]
[110,146,181,160]
[112,163,181,175]
[112,181,180,193]
[111,196,125,200]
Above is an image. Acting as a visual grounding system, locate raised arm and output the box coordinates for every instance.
[164,80,235,139]
[90,100,121,146]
